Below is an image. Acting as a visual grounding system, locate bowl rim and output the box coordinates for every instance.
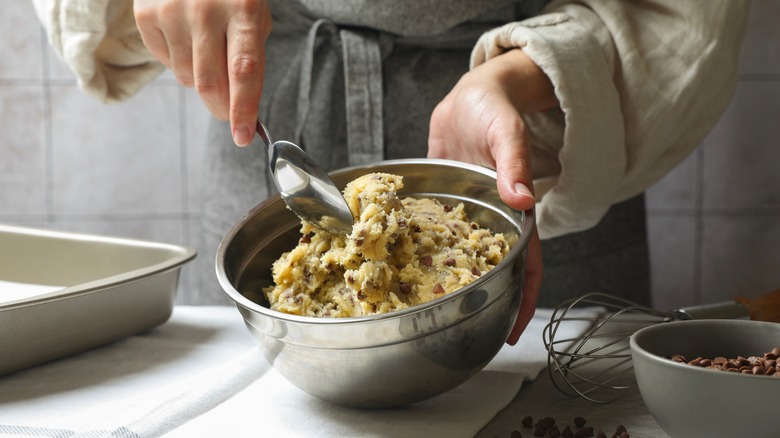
[629,319,780,381]
[215,158,535,325]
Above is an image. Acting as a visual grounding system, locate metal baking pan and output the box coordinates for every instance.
[0,224,196,376]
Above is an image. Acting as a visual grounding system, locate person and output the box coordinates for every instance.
[33,0,749,344]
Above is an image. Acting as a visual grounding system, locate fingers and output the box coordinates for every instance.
[191,4,229,120]
[134,4,171,68]
[506,230,542,345]
[226,3,271,146]
[134,0,272,145]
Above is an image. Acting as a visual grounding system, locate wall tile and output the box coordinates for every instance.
[184,88,211,213]
[700,215,780,303]
[0,3,43,80]
[49,84,182,215]
[701,81,780,210]
[647,214,698,310]
[646,149,699,211]
[46,47,76,82]
[738,0,780,75]
[0,86,46,214]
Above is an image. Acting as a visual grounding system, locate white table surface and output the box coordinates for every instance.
[0,306,666,438]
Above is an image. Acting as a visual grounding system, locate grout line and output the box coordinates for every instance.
[693,147,704,305]
[737,73,780,81]
[40,26,54,228]
[647,207,780,216]
[178,85,191,245]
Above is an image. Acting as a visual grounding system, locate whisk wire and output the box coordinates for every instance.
[544,292,676,403]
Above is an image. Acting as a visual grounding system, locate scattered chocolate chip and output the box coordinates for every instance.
[471,266,481,276]
[561,425,574,437]
[356,292,365,300]
[511,431,523,438]
[444,257,456,267]
[573,417,586,428]
[443,204,453,212]
[300,234,311,243]
[432,283,445,294]
[574,426,593,438]
[596,431,607,438]
[399,282,412,294]
[522,416,534,428]
[420,255,433,267]
[536,418,554,430]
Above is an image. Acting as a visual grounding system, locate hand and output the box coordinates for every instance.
[428,48,555,344]
[134,0,272,146]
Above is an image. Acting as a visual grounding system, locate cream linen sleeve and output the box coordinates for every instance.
[32,0,164,102]
[471,1,749,239]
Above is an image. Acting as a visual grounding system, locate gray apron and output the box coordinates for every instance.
[194,0,651,308]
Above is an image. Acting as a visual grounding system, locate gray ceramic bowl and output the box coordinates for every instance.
[216,159,534,408]
[630,319,780,437]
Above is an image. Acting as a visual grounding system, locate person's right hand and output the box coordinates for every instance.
[134,0,272,146]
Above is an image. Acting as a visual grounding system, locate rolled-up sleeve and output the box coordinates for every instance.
[32,0,164,103]
[471,0,749,239]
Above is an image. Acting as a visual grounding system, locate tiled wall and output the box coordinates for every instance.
[2,1,778,308]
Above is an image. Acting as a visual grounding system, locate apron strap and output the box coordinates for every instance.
[339,29,384,165]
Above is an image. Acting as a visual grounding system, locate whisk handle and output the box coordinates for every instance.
[674,300,749,320]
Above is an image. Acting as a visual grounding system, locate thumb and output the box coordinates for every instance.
[490,114,536,212]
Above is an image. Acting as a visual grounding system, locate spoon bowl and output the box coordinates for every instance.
[256,120,353,234]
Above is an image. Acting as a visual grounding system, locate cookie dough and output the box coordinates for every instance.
[263,172,509,317]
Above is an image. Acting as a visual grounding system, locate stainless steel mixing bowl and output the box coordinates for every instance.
[216,159,534,408]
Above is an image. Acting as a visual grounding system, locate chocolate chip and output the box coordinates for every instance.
[511,431,523,438]
[596,431,607,438]
[573,417,587,428]
[670,348,780,376]
[420,255,433,267]
[561,426,574,437]
[471,266,481,276]
[536,417,555,429]
[574,427,594,438]
[399,282,412,294]
[300,234,311,243]
[522,416,534,428]
[444,257,456,267]
[432,283,445,294]
[443,204,453,212]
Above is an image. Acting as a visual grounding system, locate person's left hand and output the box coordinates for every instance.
[428,49,556,345]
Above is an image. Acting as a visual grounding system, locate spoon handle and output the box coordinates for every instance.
[256,119,273,150]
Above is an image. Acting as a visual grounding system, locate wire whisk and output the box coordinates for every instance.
[541,290,780,403]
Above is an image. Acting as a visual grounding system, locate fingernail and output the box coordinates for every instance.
[514,183,535,200]
[233,124,252,146]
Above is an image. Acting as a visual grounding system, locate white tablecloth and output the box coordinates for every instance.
[0,306,594,438]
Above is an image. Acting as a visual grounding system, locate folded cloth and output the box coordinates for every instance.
[0,306,597,438]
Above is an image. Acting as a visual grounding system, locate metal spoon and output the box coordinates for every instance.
[256,120,354,234]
